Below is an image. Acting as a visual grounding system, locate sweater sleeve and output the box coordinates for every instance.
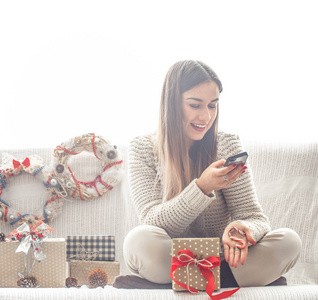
[217,132,271,242]
[128,134,215,237]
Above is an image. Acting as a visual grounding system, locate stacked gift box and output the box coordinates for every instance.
[66,235,120,286]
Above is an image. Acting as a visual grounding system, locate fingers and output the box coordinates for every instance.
[228,247,244,268]
[233,247,240,268]
[232,164,247,177]
[223,237,245,268]
[240,246,248,265]
[217,159,246,176]
[244,227,257,245]
[212,159,226,168]
[224,244,230,262]
[227,245,249,268]
[223,222,253,267]
[229,247,235,266]
[225,164,247,178]
[198,160,247,193]
[219,164,247,188]
[229,247,240,268]
[217,161,237,176]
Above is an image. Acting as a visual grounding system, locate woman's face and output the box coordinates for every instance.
[182,80,220,147]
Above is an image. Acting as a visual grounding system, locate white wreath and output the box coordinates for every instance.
[51,133,123,201]
[0,153,63,226]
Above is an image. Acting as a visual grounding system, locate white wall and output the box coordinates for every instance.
[1,0,317,149]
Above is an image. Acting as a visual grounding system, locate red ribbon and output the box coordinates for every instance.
[13,158,30,169]
[170,249,240,300]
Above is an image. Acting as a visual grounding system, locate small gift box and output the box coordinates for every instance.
[171,238,241,299]
[68,261,120,286]
[0,238,66,287]
[171,238,221,293]
[66,235,115,262]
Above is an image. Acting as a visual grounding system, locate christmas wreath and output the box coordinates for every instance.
[0,154,63,226]
[51,133,123,201]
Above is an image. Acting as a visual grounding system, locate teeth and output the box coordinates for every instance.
[192,124,206,128]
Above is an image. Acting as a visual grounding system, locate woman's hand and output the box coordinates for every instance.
[196,159,246,195]
[222,222,256,268]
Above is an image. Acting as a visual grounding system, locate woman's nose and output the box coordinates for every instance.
[199,107,211,121]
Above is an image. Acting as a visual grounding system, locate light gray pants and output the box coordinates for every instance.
[123,225,301,287]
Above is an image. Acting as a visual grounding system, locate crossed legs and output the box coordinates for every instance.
[123,225,301,286]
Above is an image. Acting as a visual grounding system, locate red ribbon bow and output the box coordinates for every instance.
[13,157,30,169]
[170,249,240,300]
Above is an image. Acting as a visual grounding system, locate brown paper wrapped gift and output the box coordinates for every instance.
[68,261,120,286]
[171,237,221,292]
[0,238,66,288]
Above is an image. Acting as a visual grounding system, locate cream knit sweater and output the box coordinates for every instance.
[128,131,271,245]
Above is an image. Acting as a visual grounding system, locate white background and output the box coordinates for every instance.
[1,0,317,148]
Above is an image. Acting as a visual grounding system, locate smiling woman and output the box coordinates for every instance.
[114,59,302,290]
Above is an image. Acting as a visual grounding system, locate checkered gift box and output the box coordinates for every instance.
[66,235,115,262]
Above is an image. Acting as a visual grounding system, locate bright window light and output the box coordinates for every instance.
[0,0,317,148]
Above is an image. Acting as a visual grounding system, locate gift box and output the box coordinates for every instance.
[66,235,115,262]
[68,261,120,286]
[171,238,221,292]
[0,238,66,288]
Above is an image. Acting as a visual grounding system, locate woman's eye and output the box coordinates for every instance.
[189,104,200,108]
[189,103,217,109]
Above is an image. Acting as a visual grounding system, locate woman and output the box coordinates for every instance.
[114,60,301,289]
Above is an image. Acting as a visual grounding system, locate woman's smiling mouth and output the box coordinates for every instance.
[191,123,207,132]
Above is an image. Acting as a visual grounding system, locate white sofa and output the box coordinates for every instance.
[0,137,317,299]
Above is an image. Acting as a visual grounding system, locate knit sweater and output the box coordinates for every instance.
[128,131,271,246]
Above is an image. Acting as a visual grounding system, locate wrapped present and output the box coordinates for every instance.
[66,235,115,261]
[0,238,66,287]
[171,238,240,299]
[68,261,120,286]
[171,238,221,292]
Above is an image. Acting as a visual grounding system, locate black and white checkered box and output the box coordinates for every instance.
[66,235,115,262]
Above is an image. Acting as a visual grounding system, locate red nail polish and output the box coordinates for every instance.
[233,164,237,167]
[244,166,247,170]
[242,170,245,174]
[241,164,245,167]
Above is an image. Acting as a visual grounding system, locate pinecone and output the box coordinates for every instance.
[17,276,38,288]
[194,253,204,260]
[0,232,5,241]
[87,268,108,288]
[65,277,78,288]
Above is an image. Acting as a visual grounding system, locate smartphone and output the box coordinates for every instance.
[224,152,248,167]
